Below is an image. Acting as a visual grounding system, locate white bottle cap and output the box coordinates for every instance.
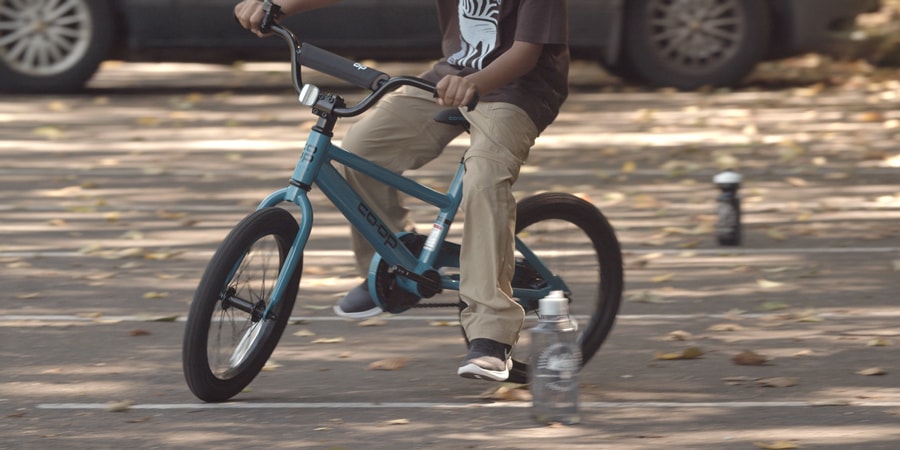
[714,170,742,184]
[539,290,569,316]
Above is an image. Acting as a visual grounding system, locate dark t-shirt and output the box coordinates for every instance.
[422,0,570,132]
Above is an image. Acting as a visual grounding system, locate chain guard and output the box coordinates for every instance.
[369,233,428,314]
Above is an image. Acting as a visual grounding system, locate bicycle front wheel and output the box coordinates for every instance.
[182,207,302,402]
[509,192,624,383]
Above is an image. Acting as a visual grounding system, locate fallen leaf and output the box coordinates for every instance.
[293,329,316,337]
[136,116,161,127]
[358,318,387,327]
[142,292,169,299]
[262,360,282,371]
[732,350,768,366]
[429,320,461,327]
[144,250,182,261]
[33,125,64,139]
[756,377,798,388]
[650,273,676,283]
[757,279,786,289]
[156,210,188,220]
[857,367,886,376]
[119,230,144,240]
[766,229,788,241]
[857,111,885,122]
[385,418,411,425]
[15,292,40,300]
[754,441,799,449]
[147,315,178,322]
[759,301,790,311]
[867,338,893,347]
[784,177,808,187]
[721,376,758,385]
[708,323,745,332]
[367,358,409,371]
[479,384,532,401]
[655,347,703,360]
[808,399,851,407]
[106,400,134,412]
[626,290,671,304]
[128,329,152,337]
[664,330,693,341]
[312,337,345,344]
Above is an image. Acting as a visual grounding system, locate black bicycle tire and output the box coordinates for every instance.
[182,207,301,402]
[507,192,624,384]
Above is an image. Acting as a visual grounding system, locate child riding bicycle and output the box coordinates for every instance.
[234,0,569,382]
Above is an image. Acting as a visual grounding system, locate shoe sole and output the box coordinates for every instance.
[457,360,512,382]
[332,304,383,320]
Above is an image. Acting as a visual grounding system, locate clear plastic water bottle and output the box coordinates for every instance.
[714,169,742,246]
[529,291,581,425]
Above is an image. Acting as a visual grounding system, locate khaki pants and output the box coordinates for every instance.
[340,87,539,346]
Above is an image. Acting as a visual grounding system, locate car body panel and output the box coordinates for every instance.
[768,0,881,57]
[0,0,880,93]
[112,0,620,63]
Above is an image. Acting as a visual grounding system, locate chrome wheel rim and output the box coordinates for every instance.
[0,0,93,76]
[643,0,745,74]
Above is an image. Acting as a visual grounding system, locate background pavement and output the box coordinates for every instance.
[1,59,899,449]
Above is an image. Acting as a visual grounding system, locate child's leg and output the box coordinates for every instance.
[340,87,463,276]
[458,103,539,347]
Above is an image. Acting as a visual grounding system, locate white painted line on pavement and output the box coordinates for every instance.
[6,310,900,324]
[1,246,898,260]
[35,400,900,411]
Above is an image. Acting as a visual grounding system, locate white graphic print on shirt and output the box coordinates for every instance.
[447,0,501,70]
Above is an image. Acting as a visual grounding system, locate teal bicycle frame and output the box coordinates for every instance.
[255,123,566,318]
[244,17,566,320]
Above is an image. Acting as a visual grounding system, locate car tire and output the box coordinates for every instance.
[621,0,772,90]
[0,0,115,93]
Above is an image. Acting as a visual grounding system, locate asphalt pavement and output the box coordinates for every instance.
[1,61,899,449]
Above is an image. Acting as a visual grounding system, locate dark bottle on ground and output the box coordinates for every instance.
[529,291,581,425]
[714,170,742,246]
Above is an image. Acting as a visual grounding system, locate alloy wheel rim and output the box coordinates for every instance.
[644,0,745,74]
[0,0,93,76]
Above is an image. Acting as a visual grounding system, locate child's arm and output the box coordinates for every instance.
[235,0,341,37]
[435,41,543,108]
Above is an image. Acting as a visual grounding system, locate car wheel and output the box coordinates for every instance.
[0,0,115,93]
[621,0,772,90]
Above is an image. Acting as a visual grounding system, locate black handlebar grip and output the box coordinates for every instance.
[259,2,283,34]
[300,43,389,91]
[466,92,479,112]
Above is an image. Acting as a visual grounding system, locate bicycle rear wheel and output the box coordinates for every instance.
[508,192,623,384]
[182,207,302,402]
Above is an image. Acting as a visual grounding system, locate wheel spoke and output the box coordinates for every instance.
[5,33,31,61]
[44,0,81,23]
[0,26,30,48]
[0,5,19,18]
[707,1,737,20]
[42,29,72,59]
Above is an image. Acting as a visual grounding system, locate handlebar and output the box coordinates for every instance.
[256,1,477,118]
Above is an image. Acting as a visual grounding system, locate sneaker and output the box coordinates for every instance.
[333,282,383,319]
[457,338,512,381]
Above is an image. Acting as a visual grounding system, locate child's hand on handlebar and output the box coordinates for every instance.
[234,0,273,37]
[435,75,478,109]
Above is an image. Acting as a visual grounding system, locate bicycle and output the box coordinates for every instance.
[182,1,624,403]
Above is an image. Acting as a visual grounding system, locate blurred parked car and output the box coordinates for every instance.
[0,0,880,93]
